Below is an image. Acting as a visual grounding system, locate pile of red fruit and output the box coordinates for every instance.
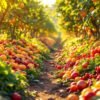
[0,39,42,72]
[0,39,49,100]
[54,39,100,99]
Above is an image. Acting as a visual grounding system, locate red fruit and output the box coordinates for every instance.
[70,85,78,92]
[71,82,77,85]
[94,49,99,53]
[77,55,81,60]
[95,66,100,74]
[65,60,71,69]
[34,63,39,68]
[58,72,65,78]
[84,73,90,79]
[87,79,93,86]
[91,49,99,57]
[71,71,79,79]
[77,80,88,90]
[15,58,21,64]
[93,89,100,94]
[56,65,62,70]
[92,0,99,3]
[82,62,89,69]
[11,92,22,100]
[70,61,76,66]
[96,75,100,80]
[84,92,95,100]
[82,53,87,58]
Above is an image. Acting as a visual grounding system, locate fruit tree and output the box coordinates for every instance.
[56,0,100,38]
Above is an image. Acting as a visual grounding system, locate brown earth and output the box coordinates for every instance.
[29,54,67,100]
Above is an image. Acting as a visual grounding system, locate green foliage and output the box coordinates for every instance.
[57,0,100,38]
[0,0,7,12]
[0,60,28,96]
[31,38,50,53]
[0,0,56,39]
[26,68,40,84]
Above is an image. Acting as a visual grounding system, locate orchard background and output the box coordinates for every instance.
[0,0,100,100]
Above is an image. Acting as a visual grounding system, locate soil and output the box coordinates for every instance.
[29,53,67,100]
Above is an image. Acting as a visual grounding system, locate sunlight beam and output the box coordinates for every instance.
[41,0,56,7]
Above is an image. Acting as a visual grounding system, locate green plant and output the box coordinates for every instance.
[0,60,28,96]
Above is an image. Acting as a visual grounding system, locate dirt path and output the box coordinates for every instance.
[29,53,67,100]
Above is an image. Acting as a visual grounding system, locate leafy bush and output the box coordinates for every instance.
[0,60,28,96]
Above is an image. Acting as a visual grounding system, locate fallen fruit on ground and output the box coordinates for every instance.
[66,94,79,100]
[53,38,100,99]
[11,92,22,100]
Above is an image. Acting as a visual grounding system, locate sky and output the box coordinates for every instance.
[41,0,56,6]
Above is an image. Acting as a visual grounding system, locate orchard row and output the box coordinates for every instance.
[54,38,100,100]
[0,39,49,100]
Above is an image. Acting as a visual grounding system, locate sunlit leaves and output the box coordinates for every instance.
[57,0,100,38]
[0,0,56,39]
[0,0,7,12]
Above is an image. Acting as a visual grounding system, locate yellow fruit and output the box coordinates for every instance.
[28,51,33,55]
[10,59,15,63]
[94,81,100,89]
[0,45,4,51]
[19,2,24,8]
[0,55,7,61]
[20,71,26,76]
[75,77,81,82]
[81,87,92,96]
[66,94,79,100]
[63,71,71,80]
[27,63,34,68]
[22,51,28,56]
[96,91,100,96]
[19,64,26,70]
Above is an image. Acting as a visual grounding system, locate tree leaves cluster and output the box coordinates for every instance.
[56,0,100,38]
[0,0,56,39]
